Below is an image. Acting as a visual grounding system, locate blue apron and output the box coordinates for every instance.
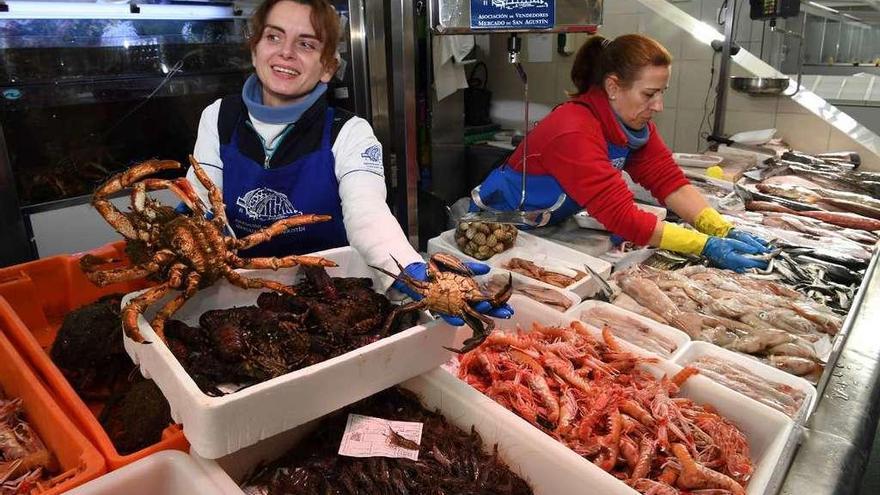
[471,141,631,228]
[222,107,348,257]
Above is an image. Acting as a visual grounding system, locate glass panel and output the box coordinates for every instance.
[0,18,252,207]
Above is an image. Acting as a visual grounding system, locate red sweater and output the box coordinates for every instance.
[507,87,688,245]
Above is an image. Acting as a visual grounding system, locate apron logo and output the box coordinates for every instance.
[611,157,626,170]
[361,145,381,163]
[236,187,302,221]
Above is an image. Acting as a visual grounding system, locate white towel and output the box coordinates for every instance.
[432,35,475,101]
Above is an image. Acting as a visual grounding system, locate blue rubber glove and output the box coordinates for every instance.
[726,229,770,253]
[702,237,769,273]
[395,261,514,325]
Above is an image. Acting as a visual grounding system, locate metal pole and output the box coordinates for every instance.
[819,17,827,63]
[346,0,372,120]
[388,0,419,248]
[712,0,737,138]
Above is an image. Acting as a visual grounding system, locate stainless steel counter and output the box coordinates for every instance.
[780,247,880,495]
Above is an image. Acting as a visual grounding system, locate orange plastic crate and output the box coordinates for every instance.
[0,241,189,471]
[0,324,105,493]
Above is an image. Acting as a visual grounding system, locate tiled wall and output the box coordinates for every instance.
[480,0,880,169]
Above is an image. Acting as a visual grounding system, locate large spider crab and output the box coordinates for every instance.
[371,253,512,353]
[80,156,336,343]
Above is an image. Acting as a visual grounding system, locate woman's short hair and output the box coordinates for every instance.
[570,34,672,95]
[248,0,341,72]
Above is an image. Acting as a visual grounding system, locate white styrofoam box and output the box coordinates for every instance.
[67,451,221,495]
[568,300,690,360]
[674,341,817,424]
[428,228,611,299]
[600,246,657,273]
[446,296,798,495]
[573,204,667,231]
[192,369,628,495]
[123,246,467,459]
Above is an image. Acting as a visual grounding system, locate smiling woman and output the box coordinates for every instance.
[181,0,515,327]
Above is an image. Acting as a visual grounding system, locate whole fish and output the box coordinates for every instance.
[749,201,880,232]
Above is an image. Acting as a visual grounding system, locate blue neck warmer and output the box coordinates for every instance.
[614,113,650,150]
[241,74,328,125]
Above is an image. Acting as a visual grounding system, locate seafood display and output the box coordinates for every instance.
[373,253,513,354]
[746,200,880,232]
[611,265,835,378]
[79,156,336,343]
[754,183,880,220]
[455,221,518,260]
[50,296,173,455]
[0,393,57,494]
[241,387,533,495]
[165,266,418,395]
[484,273,574,311]
[686,356,807,419]
[503,257,586,288]
[580,305,680,357]
[459,322,754,494]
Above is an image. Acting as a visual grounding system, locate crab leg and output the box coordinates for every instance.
[82,249,176,286]
[187,155,228,227]
[369,263,431,292]
[232,254,337,270]
[138,178,207,217]
[150,272,201,342]
[429,252,475,275]
[380,299,430,337]
[92,160,181,239]
[123,283,171,343]
[233,214,334,251]
[221,266,297,296]
[454,304,495,354]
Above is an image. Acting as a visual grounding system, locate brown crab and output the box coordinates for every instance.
[371,253,513,353]
[80,156,337,343]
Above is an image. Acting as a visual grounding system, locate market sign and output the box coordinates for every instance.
[470,0,555,30]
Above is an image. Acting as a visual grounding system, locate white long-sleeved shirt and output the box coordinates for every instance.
[186,98,422,288]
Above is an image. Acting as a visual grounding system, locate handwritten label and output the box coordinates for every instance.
[338,414,423,461]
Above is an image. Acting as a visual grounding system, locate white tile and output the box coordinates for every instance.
[673,109,707,153]
[774,113,832,154]
[603,0,641,15]
[675,60,716,110]
[699,0,724,27]
[723,110,777,136]
[664,64,680,109]
[653,109,677,147]
[725,89,779,114]
[681,33,717,61]
[668,0,700,18]
[555,56,576,102]
[597,13,641,38]
[640,14,684,60]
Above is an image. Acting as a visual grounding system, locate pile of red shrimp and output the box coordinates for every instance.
[458,321,753,495]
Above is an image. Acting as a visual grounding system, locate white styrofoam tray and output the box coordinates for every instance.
[673,152,724,168]
[479,268,581,314]
[573,204,667,231]
[123,246,468,459]
[445,295,798,495]
[428,228,611,299]
[67,451,221,495]
[192,368,627,495]
[674,341,818,425]
[568,300,691,360]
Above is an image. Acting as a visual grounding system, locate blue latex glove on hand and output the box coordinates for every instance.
[726,229,770,253]
[394,261,514,325]
[702,236,769,273]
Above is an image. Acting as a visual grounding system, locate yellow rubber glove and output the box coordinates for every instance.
[693,207,733,237]
[659,222,709,256]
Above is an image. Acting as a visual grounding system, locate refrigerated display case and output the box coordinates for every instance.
[0,0,377,265]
